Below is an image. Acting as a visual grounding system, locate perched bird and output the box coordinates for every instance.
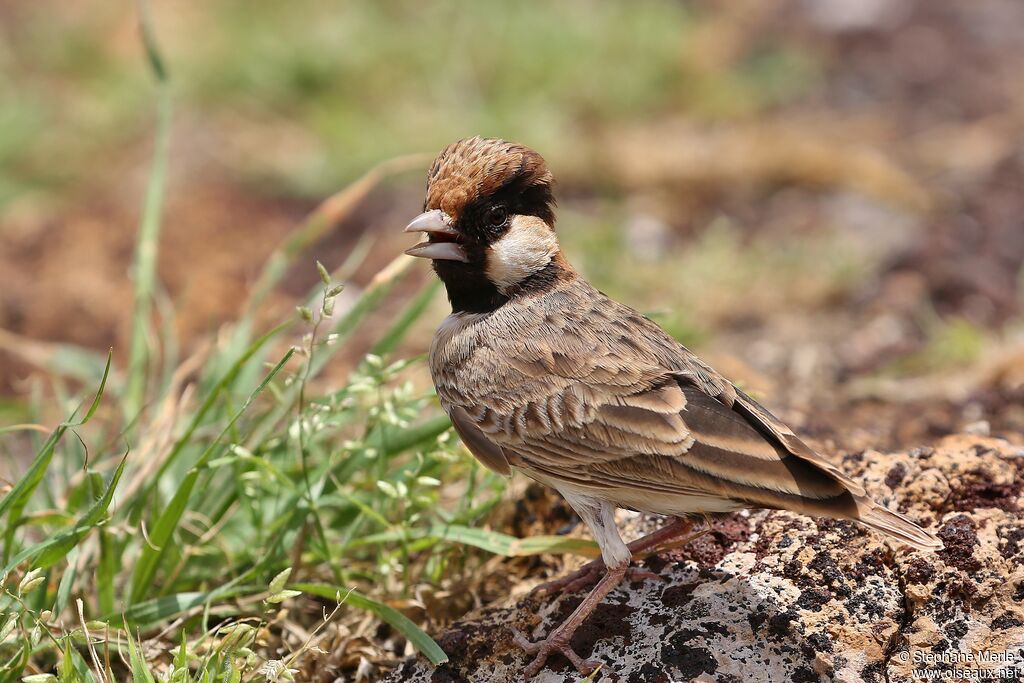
[405,137,942,678]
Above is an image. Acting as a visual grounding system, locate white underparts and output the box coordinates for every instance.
[485,215,558,294]
[560,488,632,569]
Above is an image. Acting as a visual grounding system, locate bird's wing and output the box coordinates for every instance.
[729,387,865,497]
[514,374,861,517]
[449,405,512,476]
[437,285,939,549]
[514,328,938,548]
[444,291,854,512]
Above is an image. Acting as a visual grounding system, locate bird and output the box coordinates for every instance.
[404,136,942,679]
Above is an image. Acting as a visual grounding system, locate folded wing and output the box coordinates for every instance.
[437,286,941,551]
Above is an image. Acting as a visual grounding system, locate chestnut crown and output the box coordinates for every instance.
[425,136,555,226]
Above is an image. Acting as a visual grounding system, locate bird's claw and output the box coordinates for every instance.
[511,628,601,679]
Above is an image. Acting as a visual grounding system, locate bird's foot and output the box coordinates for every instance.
[511,627,602,679]
[533,561,660,596]
[531,559,603,595]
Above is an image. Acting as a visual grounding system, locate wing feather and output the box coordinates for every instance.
[449,405,512,476]
[431,281,941,550]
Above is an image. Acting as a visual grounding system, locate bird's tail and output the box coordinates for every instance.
[854,500,943,551]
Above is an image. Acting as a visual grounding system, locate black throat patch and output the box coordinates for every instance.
[435,257,567,314]
[433,260,509,314]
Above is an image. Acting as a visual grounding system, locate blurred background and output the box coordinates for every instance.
[3,0,1023,444]
[1,0,1023,679]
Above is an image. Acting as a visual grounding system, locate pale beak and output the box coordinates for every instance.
[403,209,468,262]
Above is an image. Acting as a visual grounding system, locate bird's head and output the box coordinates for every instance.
[404,136,569,313]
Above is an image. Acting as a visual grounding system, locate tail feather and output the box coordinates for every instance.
[856,501,943,551]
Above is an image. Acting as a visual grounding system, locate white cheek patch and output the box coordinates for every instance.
[485,216,559,293]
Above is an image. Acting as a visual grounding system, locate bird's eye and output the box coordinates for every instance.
[486,205,508,228]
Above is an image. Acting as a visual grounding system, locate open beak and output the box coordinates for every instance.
[403,209,468,262]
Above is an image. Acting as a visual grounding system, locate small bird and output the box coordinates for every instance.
[405,137,942,678]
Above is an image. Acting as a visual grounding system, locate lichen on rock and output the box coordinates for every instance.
[388,436,1024,682]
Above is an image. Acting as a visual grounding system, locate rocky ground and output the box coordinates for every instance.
[388,435,1024,682]
[2,2,1022,681]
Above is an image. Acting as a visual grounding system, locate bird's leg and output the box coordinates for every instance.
[533,516,696,595]
[516,514,712,677]
[515,494,649,678]
[636,513,712,560]
[520,497,688,679]
[513,561,627,678]
[516,514,713,677]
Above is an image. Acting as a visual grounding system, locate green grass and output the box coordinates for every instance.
[0,9,602,678]
[0,157,604,680]
[1,253,449,679]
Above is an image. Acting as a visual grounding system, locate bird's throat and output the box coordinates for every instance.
[435,254,573,314]
[435,261,509,314]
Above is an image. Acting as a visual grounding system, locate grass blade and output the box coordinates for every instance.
[124,0,172,420]
[0,641,28,683]
[369,279,441,358]
[0,426,69,532]
[77,349,113,426]
[369,414,453,460]
[0,352,111,563]
[53,548,78,616]
[125,625,156,683]
[294,582,448,665]
[246,255,416,447]
[97,528,118,615]
[128,468,198,604]
[118,591,212,627]
[129,350,294,603]
[1,455,128,575]
[65,643,99,683]
[309,255,416,378]
[143,324,288,497]
[346,524,599,558]
[243,154,425,316]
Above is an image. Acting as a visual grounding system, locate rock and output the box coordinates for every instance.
[387,436,1024,682]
